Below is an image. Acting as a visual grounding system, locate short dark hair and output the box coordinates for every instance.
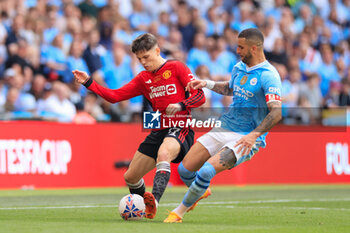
[131,33,158,53]
[238,28,264,47]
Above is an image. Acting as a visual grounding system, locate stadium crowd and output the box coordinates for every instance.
[0,0,349,124]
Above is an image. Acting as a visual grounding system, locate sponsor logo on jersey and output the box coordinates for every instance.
[162,70,172,79]
[240,76,248,85]
[166,84,177,95]
[233,85,254,100]
[268,87,281,95]
[250,78,257,86]
[145,79,152,84]
[149,84,177,99]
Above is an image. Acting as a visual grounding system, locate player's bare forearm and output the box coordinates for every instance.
[211,81,233,96]
[252,101,282,137]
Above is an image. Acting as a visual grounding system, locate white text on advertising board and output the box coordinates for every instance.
[0,139,72,175]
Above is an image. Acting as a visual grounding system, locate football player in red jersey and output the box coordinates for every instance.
[73,33,205,219]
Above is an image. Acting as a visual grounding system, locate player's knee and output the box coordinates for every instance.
[157,149,171,162]
[123,171,138,184]
[197,162,216,181]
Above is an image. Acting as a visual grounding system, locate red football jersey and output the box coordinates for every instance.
[85,60,205,129]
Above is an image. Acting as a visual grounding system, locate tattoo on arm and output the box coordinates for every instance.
[219,148,237,169]
[211,81,233,96]
[253,101,282,135]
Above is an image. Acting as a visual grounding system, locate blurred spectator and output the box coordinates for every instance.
[43,7,60,45]
[265,0,286,22]
[265,37,288,66]
[83,29,105,74]
[129,0,152,31]
[78,0,98,18]
[230,2,257,32]
[262,16,282,52]
[298,73,323,124]
[187,32,210,72]
[65,40,89,83]
[293,3,313,34]
[205,6,225,36]
[30,73,48,101]
[177,4,196,51]
[297,36,322,76]
[84,92,106,120]
[143,0,172,21]
[339,79,350,106]
[72,101,96,124]
[5,15,25,46]
[324,81,341,108]
[275,63,297,119]
[99,21,113,50]
[299,73,323,108]
[37,81,76,121]
[42,33,67,82]
[318,44,341,96]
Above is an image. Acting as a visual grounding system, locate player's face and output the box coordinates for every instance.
[135,47,161,72]
[237,38,253,65]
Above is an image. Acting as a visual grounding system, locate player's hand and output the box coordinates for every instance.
[166,103,182,116]
[185,80,206,91]
[72,70,90,84]
[234,132,259,156]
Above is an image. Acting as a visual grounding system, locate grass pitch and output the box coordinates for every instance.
[0,185,349,233]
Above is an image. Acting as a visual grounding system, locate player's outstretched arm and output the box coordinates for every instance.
[72,70,142,103]
[72,70,90,84]
[185,80,206,91]
[210,81,233,96]
[186,80,233,96]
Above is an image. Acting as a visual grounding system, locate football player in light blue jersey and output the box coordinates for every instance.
[164,28,282,223]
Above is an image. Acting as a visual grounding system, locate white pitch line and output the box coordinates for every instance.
[0,198,349,210]
[0,205,117,210]
[208,205,350,211]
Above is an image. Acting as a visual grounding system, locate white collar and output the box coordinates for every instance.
[245,60,268,72]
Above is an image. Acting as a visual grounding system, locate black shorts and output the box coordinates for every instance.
[138,128,194,163]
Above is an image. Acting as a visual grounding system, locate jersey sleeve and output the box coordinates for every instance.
[261,70,282,104]
[84,75,143,103]
[176,61,205,109]
[229,66,239,89]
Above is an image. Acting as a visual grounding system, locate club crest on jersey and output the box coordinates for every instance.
[250,78,257,86]
[240,76,248,85]
[163,70,172,79]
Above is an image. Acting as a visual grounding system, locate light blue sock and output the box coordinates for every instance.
[182,162,216,207]
[178,162,197,187]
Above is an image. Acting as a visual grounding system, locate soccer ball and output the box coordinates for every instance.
[119,194,145,220]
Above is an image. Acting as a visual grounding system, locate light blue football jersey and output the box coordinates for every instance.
[220,60,282,147]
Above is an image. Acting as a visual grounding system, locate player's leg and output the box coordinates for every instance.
[165,147,236,223]
[178,142,211,187]
[151,136,181,202]
[142,137,181,219]
[123,150,156,197]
